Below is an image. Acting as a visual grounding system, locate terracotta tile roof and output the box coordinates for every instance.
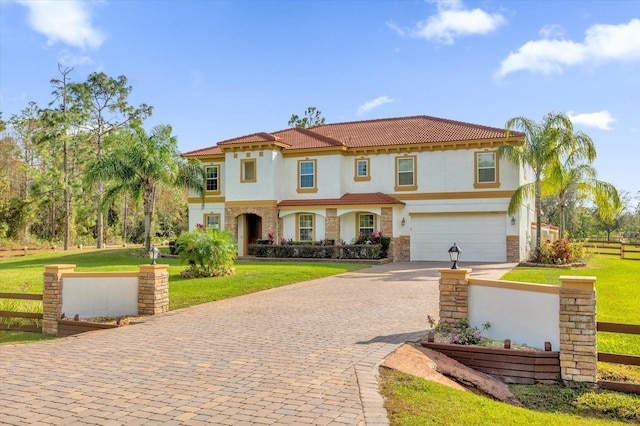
[278,192,405,207]
[184,115,522,156]
[217,132,282,146]
[181,145,223,157]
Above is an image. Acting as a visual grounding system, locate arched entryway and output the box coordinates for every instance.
[237,213,262,256]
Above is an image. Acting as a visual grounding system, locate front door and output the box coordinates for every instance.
[245,213,262,247]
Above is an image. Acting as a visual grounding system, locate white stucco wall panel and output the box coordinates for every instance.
[280,155,343,200]
[224,151,278,201]
[468,282,560,350]
[280,209,326,241]
[188,203,225,230]
[62,277,138,318]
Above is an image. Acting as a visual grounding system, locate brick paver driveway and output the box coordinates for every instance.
[0,262,514,426]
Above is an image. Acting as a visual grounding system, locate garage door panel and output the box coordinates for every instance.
[411,215,506,262]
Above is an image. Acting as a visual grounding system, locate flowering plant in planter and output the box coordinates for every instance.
[427,316,491,345]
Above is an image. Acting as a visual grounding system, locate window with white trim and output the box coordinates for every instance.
[354,158,370,181]
[299,160,316,190]
[298,213,314,241]
[358,213,375,237]
[205,214,220,230]
[474,151,500,188]
[477,152,496,183]
[205,165,219,192]
[396,156,416,190]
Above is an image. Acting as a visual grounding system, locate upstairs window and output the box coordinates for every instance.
[298,213,314,241]
[205,165,220,192]
[241,159,256,183]
[475,151,500,188]
[354,158,370,181]
[298,159,317,193]
[395,156,417,191]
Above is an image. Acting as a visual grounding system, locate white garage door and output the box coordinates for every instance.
[411,214,506,262]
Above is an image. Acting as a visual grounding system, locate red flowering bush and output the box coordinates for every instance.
[537,239,585,264]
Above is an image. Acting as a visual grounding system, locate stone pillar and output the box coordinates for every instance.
[138,265,169,315]
[380,207,392,236]
[392,236,411,261]
[559,275,597,383]
[325,208,340,242]
[506,235,520,262]
[42,264,76,335]
[438,268,471,327]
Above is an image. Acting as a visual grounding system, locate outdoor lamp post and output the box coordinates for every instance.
[448,243,461,269]
[149,246,160,265]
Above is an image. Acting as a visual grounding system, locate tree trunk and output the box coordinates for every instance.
[534,174,542,260]
[122,194,128,245]
[143,183,155,251]
[96,119,103,249]
[559,201,565,240]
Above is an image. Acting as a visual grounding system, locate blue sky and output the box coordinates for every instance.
[1,0,639,196]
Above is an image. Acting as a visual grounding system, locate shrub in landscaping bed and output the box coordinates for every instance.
[247,243,381,259]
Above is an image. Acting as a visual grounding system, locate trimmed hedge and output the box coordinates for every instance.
[247,244,382,259]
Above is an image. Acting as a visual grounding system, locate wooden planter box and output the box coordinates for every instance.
[421,342,560,384]
[57,319,119,337]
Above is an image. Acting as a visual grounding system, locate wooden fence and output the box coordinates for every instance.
[583,240,640,260]
[597,321,640,394]
[0,292,43,333]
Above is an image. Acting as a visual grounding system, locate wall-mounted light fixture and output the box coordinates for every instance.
[401,217,406,226]
[511,217,516,226]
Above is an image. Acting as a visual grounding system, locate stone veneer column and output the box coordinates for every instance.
[138,265,169,315]
[559,275,597,383]
[392,236,411,261]
[380,207,392,236]
[42,264,76,335]
[438,268,471,327]
[506,235,520,262]
[325,208,339,242]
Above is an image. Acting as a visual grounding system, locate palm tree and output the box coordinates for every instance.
[86,124,204,250]
[498,112,596,259]
[543,158,621,239]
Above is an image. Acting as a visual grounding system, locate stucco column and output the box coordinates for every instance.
[559,275,597,383]
[42,264,76,335]
[138,265,169,315]
[438,268,471,327]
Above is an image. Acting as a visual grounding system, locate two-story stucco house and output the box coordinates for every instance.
[182,115,533,262]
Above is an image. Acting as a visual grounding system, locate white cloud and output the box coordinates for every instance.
[59,51,94,67]
[356,96,396,116]
[498,19,640,77]
[567,111,616,131]
[390,0,506,45]
[18,0,105,50]
[539,24,565,39]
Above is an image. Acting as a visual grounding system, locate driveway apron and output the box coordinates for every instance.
[0,262,514,426]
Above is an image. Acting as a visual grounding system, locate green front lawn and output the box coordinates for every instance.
[381,369,638,425]
[380,255,640,425]
[0,248,368,343]
[501,255,640,357]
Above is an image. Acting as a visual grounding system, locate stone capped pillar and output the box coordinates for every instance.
[438,268,471,326]
[559,275,597,383]
[138,264,169,315]
[42,264,76,335]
